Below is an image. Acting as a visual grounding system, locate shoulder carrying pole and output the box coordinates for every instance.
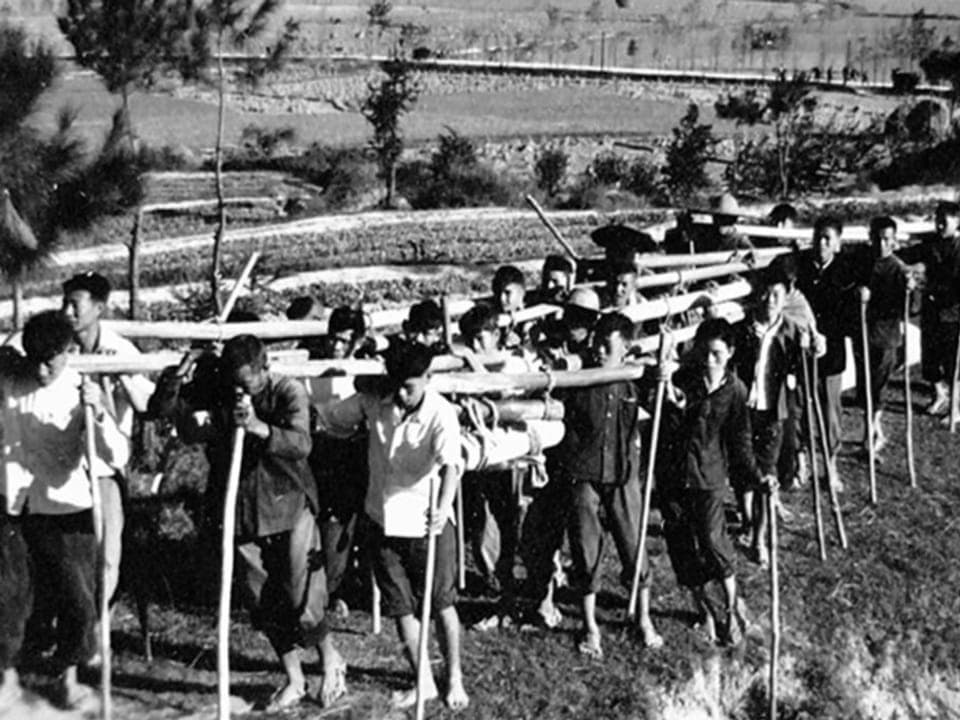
[217,423,246,720]
[83,403,112,720]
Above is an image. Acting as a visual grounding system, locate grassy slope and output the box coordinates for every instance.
[12,379,956,720]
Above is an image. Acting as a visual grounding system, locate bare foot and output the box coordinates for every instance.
[637,622,664,649]
[577,631,603,659]
[391,681,438,709]
[264,681,306,712]
[319,657,348,707]
[0,669,23,710]
[445,678,469,711]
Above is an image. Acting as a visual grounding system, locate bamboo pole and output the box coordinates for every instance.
[68,349,315,374]
[441,294,455,350]
[616,280,752,324]
[768,486,780,720]
[800,347,827,562]
[216,251,261,323]
[860,299,878,504]
[950,319,960,433]
[811,357,847,549]
[217,422,246,720]
[83,403,111,720]
[904,292,916,488]
[525,194,581,267]
[415,474,439,720]
[455,486,466,591]
[627,332,667,621]
[371,572,382,635]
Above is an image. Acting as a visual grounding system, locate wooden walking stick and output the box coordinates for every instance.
[441,292,467,591]
[950,319,960,433]
[904,290,917,488]
[799,346,826,562]
[810,359,848,550]
[83,400,112,720]
[627,329,669,621]
[525,194,581,269]
[767,485,780,720]
[371,571,382,635]
[217,400,246,720]
[860,297,878,504]
[415,474,440,720]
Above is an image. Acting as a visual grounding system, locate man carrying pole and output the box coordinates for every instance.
[149,335,346,712]
[313,342,469,711]
[0,311,126,710]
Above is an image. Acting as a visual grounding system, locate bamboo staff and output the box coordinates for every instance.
[950,322,960,434]
[616,279,752,324]
[860,297,878,504]
[371,572,382,635]
[83,401,111,720]
[768,485,780,720]
[415,475,440,720]
[217,411,246,720]
[627,330,668,621]
[904,291,916,488]
[799,347,826,562]
[440,293,466,591]
[811,356,848,549]
[525,194,581,267]
[215,251,261,322]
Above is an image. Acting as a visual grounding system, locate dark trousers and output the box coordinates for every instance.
[237,507,327,657]
[778,389,802,481]
[0,511,32,670]
[662,488,735,589]
[921,314,959,385]
[518,473,568,598]
[568,478,650,596]
[320,513,358,600]
[464,470,519,594]
[22,511,98,670]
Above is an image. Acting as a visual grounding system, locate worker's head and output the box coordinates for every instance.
[492,265,526,314]
[23,310,75,386]
[870,216,898,258]
[813,216,843,266]
[540,255,575,302]
[403,300,444,350]
[608,260,638,309]
[385,341,434,412]
[693,317,736,382]
[221,334,269,397]
[458,303,500,355]
[327,306,367,359]
[935,201,960,239]
[592,312,634,369]
[61,272,110,335]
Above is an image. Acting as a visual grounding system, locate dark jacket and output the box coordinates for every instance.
[900,234,960,323]
[150,361,317,539]
[555,379,643,486]
[796,250,858,377]
[662,367,762,493]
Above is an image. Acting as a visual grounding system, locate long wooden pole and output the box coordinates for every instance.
[217,422,246,720]
[860,299,878,504]
[415,475,439,720]
[627,335,667,620]
[904,292,917,488]
[216,251,261,323]
[800,348,826,562]
[768,487,780,720]
[524,194,581,266]
[441,292,466,591]
[83,404,111,720]
[950,318,960,433]
[371,572,382,635]
[811,358,848,550]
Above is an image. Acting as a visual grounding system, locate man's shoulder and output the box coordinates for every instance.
[422,388,459,425]
[95,327,141,355]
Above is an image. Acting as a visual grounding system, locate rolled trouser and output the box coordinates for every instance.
[98,474,125,605]
[0,510,32,670]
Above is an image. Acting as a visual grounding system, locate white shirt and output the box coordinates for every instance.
[1,367,127,515]
[317,388,462,537]
[748,316,783,412]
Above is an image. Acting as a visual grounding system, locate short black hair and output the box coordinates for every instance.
[936,201,960,218]
[286,296,319,320]
[694,317,735,350]
[609,259,638,279]
[23,310,75,362]
[221,334,267,372]
[328,306,366,337]
[385,341,434,382]
[813,215,843,238]
[768,203,798,225]
[869,216,897,249]
[62,272,110,303]
[492,265,525,296]
[458,303,498,341]
[541,254,574,277]
[594,312,634,342]
[405,300,443,334]
[766,253,798,288]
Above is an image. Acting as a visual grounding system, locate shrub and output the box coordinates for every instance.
[663,103,716,201]
[624,156,661,199]
[398,156,516,209]
[431,127,477,178]
[534,145,568,196]
[589,151,628,185]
